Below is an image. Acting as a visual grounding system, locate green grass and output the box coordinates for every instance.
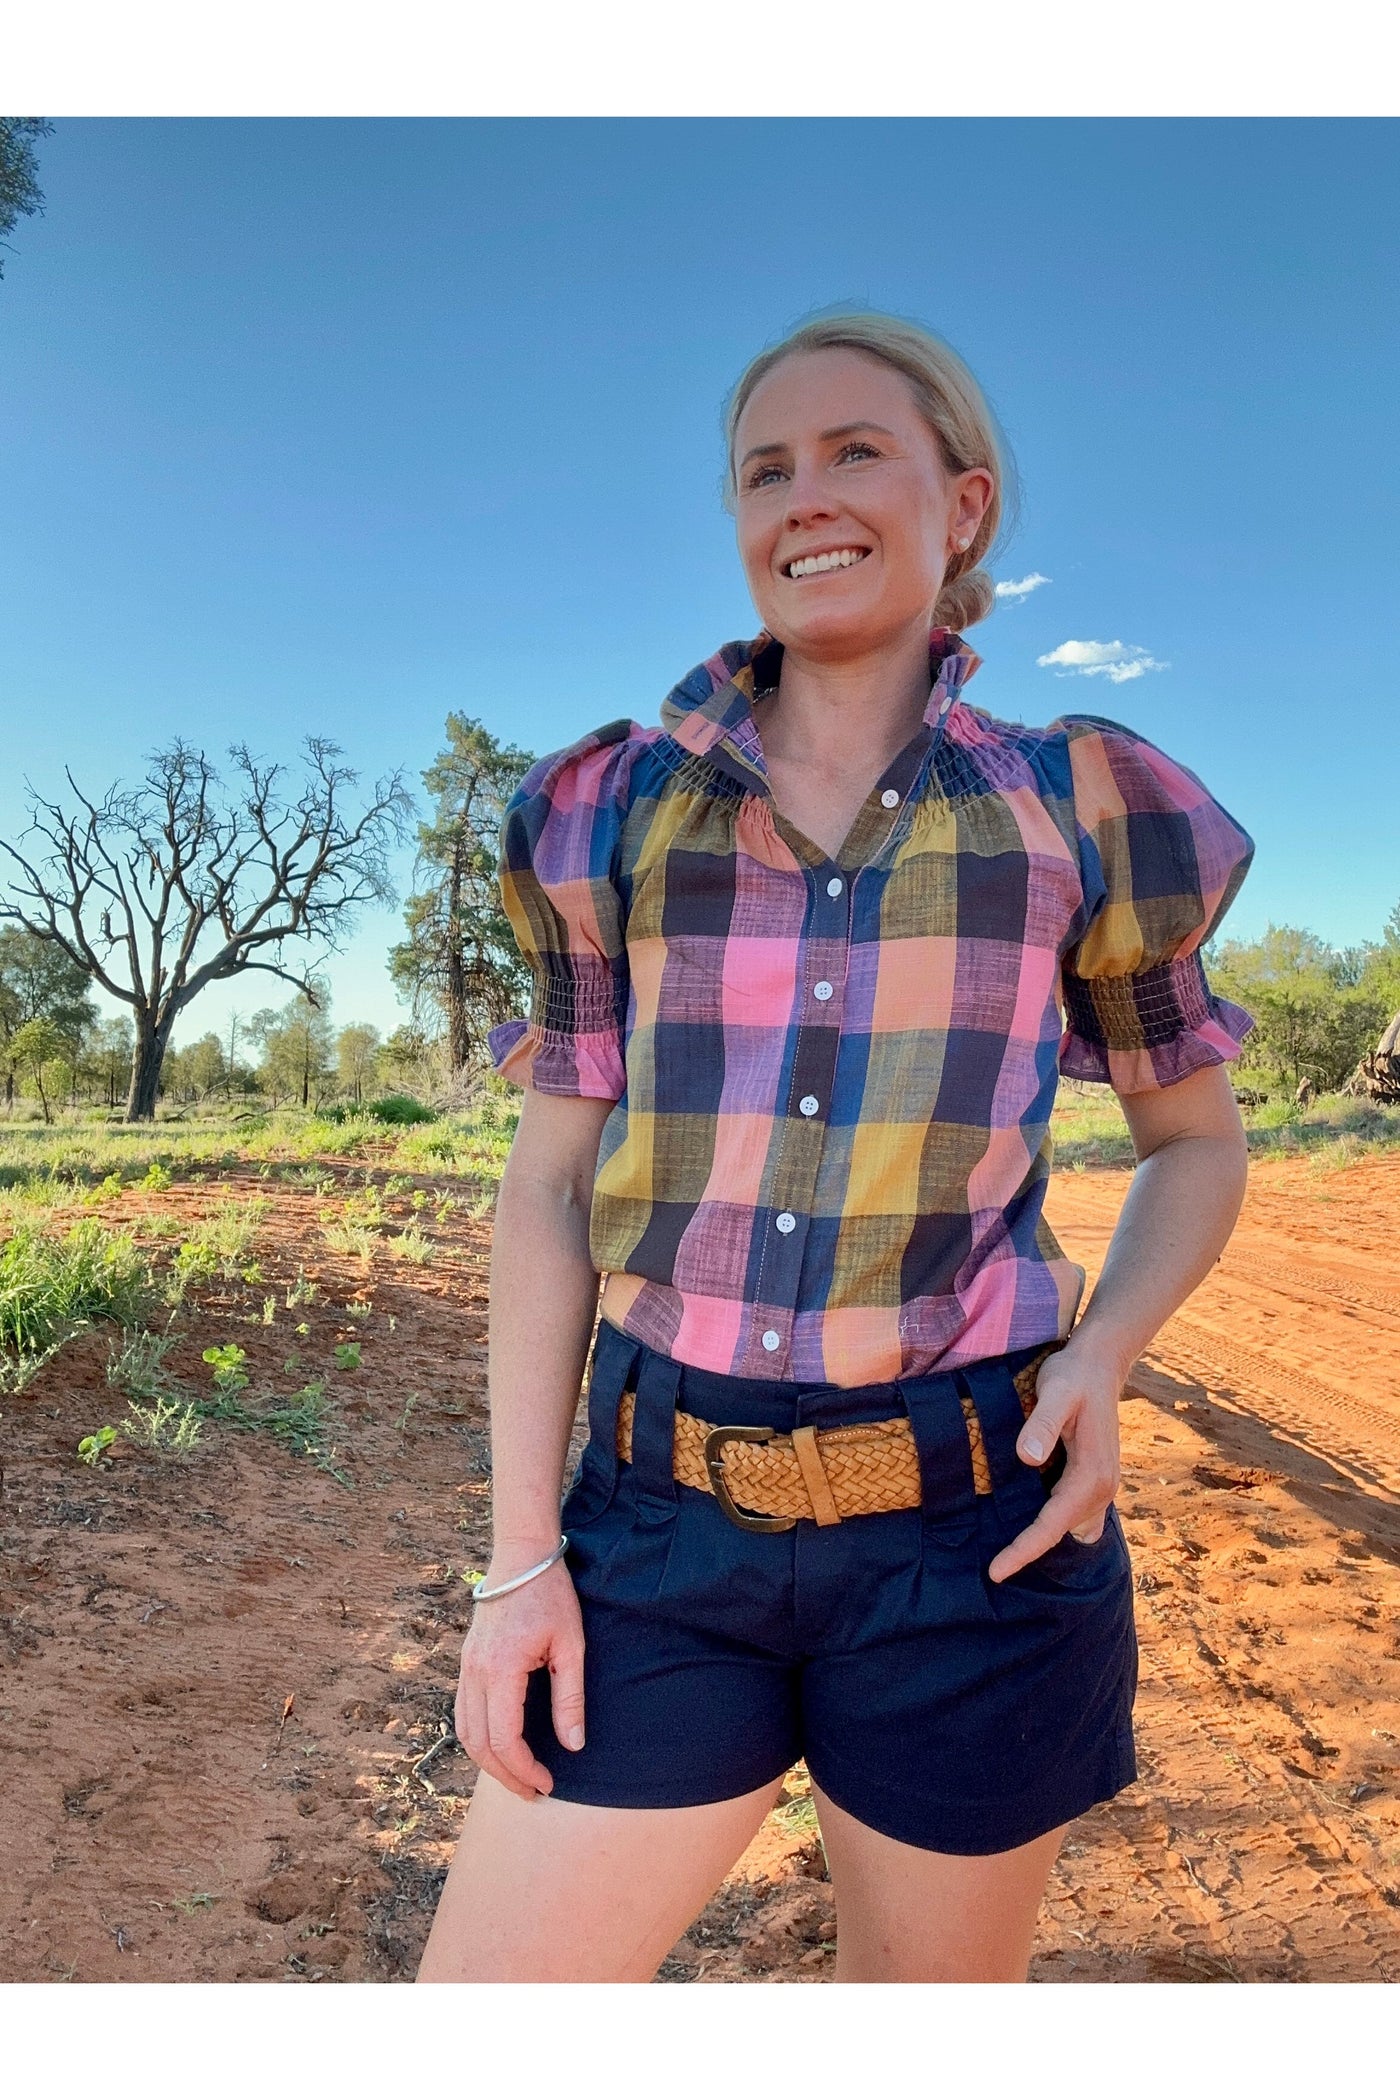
[1050,1084,1400,1170]
[0,1220,153,1389]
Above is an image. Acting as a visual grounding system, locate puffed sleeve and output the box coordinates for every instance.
[485,722,636,1100]
[1055,715,1256,1095]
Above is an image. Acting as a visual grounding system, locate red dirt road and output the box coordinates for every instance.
[3,1149,1400,1983]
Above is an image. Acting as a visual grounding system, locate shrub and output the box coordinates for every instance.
[366,1094,436,1126]
[0,1220,152,1388]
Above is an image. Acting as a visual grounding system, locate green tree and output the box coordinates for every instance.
[86,1015,135,1110]
[389,715,534,1074]
[1210,923,1389,1094]
[0,119,53,281]
[168,1032,228,1103]
[9,1016,67,1122]
[0,927,97,1111]
[250,987,334,1109]
[335,1022,381,1105]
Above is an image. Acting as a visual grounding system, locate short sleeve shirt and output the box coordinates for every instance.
[488,626,1255,1387]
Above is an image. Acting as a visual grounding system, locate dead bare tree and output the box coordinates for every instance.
[0,738,413,1120]
[1341,1011,1400,1104]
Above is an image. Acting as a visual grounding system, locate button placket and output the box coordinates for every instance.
[749,859,851,1369]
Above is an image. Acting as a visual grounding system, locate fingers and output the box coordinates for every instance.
[548,1633,586,1754]
[1016,1380,1077,1469]
[455,1658,554,1802]
[988,1502,1080,1584]
[485,1668,557,1797]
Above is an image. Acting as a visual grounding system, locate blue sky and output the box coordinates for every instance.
[1,118,1395,1047]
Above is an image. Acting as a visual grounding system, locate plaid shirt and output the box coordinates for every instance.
[489,627,1255,1386]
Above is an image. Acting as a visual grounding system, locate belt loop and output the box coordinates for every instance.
[627,1342,683,1518]
[895,1369,978,1537]
[959,1356,1047,1527]
[582,1319,639,1504]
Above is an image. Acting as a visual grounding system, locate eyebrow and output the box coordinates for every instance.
[737,421,898,471]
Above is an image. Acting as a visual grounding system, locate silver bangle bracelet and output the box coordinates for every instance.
[470,1534,569,1603]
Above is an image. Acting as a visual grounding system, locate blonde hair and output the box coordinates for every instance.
[721,308,1022,632]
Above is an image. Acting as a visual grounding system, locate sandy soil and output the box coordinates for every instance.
[3,1148,1400,1984]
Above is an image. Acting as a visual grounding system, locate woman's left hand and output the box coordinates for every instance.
[986,1341,1126,1583]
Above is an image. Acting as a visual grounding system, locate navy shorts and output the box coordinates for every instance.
[523,1319,1138,1855]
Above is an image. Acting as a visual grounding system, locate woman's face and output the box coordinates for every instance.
[732,346,992,659]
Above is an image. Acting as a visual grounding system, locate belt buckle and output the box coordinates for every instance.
[703,1425,796,1534]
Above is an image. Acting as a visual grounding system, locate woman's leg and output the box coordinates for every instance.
[416,1771,785,1982]
[813,1784,1067,1982]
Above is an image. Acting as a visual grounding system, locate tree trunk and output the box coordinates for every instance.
[446,835,470,1073]
[125,1016,173,1121]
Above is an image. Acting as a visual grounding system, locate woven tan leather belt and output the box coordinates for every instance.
[615,1343,1064,1532]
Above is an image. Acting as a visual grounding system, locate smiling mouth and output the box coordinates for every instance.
[783,547,871,580]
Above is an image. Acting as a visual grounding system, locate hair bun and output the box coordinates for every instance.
[934,565,996,632]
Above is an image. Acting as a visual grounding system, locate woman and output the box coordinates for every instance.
[417,311,1255,1984]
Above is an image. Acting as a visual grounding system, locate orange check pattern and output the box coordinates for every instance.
[489,628,1255,1386]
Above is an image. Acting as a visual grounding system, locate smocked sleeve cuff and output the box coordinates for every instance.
[486,961,627,1101]
[1058,949,1255,1095]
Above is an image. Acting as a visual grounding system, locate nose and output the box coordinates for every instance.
[784,457,838,528]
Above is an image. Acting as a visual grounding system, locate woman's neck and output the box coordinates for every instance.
[755,621,935,780]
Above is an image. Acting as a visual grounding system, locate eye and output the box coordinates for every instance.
[837,439,881,463]
[744,462,785,490]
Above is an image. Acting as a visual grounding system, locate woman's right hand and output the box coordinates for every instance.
[454,1551,585,1801]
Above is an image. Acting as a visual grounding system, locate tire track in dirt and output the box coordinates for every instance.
[1146,1317,1400,1502]
[1219,1247,1400,1326]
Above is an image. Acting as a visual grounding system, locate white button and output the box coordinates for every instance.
[775,1211,796,1234]
[812,980,833,1002]
[827,876,843,897]
[799,1094,819,1117]
[761,1329,781,1353]
[880,788,899,809]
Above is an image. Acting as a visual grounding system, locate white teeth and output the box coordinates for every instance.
[786,547,868,578]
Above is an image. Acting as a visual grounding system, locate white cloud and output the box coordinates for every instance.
[993,571,1051,602]
[1035,639,1169,684]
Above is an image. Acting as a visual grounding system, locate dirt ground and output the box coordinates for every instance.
[4,1147,1400,1984]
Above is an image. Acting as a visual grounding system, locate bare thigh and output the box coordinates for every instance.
[814,1784,1066,1982]
[416,1771,784,1983]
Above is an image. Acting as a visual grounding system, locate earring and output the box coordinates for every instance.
[955,536,971,550]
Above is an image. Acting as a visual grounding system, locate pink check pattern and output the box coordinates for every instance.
[488,628,1255,1386]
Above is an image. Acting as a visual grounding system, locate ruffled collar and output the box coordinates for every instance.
[660,626,984,794]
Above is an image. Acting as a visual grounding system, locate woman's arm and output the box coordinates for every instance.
[454,1088,613,1798]
[987,1062,1248,1582]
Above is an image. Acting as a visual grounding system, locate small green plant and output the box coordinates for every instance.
[397,1390,419,1435]
[241,1262,264,1285]
[343,1300,371,1324]
[260,1295,277,1325]
[410,1188,430,1212]
[285,1268,318,1308]
[82,1170,125,1206]
[388,1226,432,1266]
[170,1240,220,1296]
[106,1325,180,1403]
[384,1174,414,1197]
[321,1221,377,1261]
[139,1162,174,1193]
[202,1342,249,1394]
[334,1341,362,1371]
[295,1320,310,1338]
[77,1424,118,1465]
[122,1394,202,1455]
